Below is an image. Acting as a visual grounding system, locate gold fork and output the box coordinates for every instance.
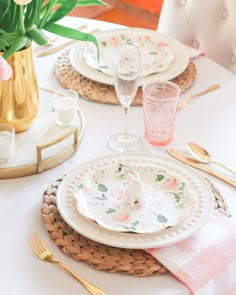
[177,83,220,110]
[27,233,106,295]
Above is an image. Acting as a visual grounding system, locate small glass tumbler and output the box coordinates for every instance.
[0,124,15,161]
[54,89,78,126]
[142,81,180,146]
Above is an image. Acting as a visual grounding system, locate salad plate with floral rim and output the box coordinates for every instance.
[83,29,175,77]
[70,28,189,86]
[56,154,214,249]
[72,161,196,233]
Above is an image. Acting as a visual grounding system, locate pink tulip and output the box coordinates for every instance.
[13,0,32,5]
[0,56,12,81]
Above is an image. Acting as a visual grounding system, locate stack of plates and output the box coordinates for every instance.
[70,28,189,86]
[56,154,214,249]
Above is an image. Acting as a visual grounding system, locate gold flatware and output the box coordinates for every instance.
[37,39,77,57]
[27,233,106,295]
[187,142,236,176]
[177,83,220,110]
[37,28,100,57]
[39,86,57,94]
[167,148,236,189]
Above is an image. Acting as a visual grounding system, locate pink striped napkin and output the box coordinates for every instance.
[146,211,236,295]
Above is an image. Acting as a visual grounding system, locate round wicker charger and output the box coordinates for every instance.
[54,50,196,106]
[41,177,231,277]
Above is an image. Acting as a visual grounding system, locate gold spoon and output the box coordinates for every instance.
[187,142,236,176]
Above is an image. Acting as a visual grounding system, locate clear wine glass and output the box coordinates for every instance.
[108,42,142,152]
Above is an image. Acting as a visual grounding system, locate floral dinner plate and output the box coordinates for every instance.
[83,30,175,77]
[56,154,214,249]
[70,28,189,86]
[72,161,196,233]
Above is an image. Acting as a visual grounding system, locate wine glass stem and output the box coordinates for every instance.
[123,107,129,137]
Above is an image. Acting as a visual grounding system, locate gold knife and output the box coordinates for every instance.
[167,148,236,189]
[36,25,96,57]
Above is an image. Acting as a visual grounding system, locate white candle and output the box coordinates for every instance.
[55,96,77,126]
[0,130,15,160]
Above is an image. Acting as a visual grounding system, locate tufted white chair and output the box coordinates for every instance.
[157,0,236,75]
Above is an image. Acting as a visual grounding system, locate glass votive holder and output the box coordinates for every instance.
[0,124,15,161]
[142,81,180,146]
[54,89,78,127]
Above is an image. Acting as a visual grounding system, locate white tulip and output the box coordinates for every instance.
[0,56,12,81]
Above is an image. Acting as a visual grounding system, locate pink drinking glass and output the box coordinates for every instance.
[142,81,180,146]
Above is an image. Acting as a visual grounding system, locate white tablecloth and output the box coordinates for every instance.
[1,17,236,295]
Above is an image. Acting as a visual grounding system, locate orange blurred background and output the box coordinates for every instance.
[69,0,163,30]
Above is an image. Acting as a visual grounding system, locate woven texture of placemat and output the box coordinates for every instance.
[41,177,231,277]
[54,49,196,106]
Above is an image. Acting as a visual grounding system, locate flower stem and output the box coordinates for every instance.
[19,5,25,35]
[10,3,18,32]
[39,0,58,28]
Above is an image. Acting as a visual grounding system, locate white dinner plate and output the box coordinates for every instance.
[56,154,214,249]
[70,28,189,86]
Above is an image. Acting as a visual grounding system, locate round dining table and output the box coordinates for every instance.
[1,17,236,295]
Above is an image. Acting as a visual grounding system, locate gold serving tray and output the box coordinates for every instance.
[0,93,85,179]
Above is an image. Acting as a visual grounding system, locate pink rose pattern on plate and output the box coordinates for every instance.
[84,31,175,77]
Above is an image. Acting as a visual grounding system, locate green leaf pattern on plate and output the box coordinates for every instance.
[84,31,175,77]
[73,161,196,233]
[98,183,108,192]
[155,174,164,182]
[157,214,168,223]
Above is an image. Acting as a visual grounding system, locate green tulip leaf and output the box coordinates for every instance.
[43,22,99,58]
[0,0,10,25]
[76,0,108,7]
[0,0,107,59]
[0,28,7,35]
[27,27,48,46]
[0,37,9,51]
[49,0,78,23]
[3,35,30,60]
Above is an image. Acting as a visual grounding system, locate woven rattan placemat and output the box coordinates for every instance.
[41,177,230,277]
[54,50,196,106]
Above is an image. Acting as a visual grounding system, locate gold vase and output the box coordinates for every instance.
[0,46,39,133]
